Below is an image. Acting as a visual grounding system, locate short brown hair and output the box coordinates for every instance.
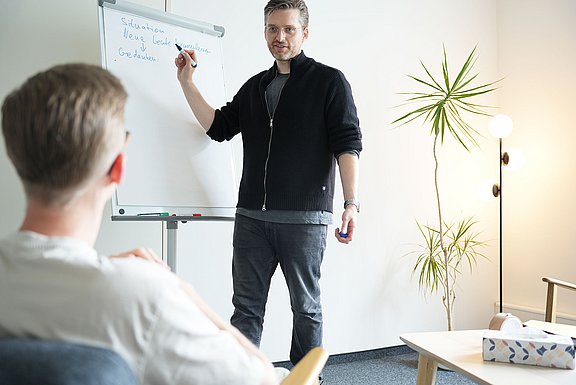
[1,63,127,205]
[264,0,309,27]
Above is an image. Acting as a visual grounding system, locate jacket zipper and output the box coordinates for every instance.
[262,73,288,211]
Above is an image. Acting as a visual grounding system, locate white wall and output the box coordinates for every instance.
[169,0,501,360]
[496,0,576,316]
[4,0,570,364]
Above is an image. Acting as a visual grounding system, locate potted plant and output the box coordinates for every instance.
[392,46,498,331]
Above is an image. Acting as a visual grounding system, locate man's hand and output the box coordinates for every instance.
[175,49,198,84]
[111,247,170,271]
[335,205,357,244]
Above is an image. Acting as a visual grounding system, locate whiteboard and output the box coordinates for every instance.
[98,0,237,217]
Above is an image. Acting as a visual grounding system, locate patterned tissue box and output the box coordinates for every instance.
[482,328,575,369]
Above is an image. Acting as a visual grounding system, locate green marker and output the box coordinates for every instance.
[137,212,169,216]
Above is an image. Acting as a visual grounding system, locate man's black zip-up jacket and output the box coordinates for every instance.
[207,51,362,213]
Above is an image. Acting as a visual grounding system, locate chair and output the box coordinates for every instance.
[0,337,326,385]
[281,347,328,385]
[542,276,576,323]
[0,338,138,385]
[524,277,576,339]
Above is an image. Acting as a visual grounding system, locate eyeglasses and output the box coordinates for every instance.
[265,25,301,36]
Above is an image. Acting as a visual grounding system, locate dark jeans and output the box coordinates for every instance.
[231,214,326,365]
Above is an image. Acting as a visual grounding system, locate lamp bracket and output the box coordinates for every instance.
[492,184,501,197]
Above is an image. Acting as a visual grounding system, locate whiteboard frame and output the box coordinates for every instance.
[99,0,225,37]
[98,0,238,219]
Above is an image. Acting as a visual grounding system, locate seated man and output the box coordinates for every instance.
[0,63,279,385]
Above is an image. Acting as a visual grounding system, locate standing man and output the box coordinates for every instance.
[175,0,362,367]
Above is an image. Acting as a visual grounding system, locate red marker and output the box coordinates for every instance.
[193,213,201,217]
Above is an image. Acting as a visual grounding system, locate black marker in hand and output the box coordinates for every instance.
[175,44,197,68]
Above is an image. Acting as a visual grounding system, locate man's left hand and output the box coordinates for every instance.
[335,206,357,244]
[111,247,171,271]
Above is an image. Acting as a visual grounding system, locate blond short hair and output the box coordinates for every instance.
[1,63,127,205]
[264,0,309,27]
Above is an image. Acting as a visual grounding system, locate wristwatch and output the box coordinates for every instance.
[344,199,360,213]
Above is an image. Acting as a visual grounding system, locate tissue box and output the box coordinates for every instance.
[483,329,575,369]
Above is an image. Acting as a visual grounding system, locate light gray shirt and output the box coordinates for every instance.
[0,231,265,385]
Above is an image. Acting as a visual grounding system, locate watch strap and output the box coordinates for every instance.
[344,199,360,213]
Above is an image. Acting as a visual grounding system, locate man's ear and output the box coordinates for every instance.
[108,153,125,184]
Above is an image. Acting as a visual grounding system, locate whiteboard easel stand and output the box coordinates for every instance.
[111,216,234,272]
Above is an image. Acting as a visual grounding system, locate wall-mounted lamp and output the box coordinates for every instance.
[489,114,513,313]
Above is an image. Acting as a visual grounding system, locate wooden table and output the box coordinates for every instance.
[400,329,576,385]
